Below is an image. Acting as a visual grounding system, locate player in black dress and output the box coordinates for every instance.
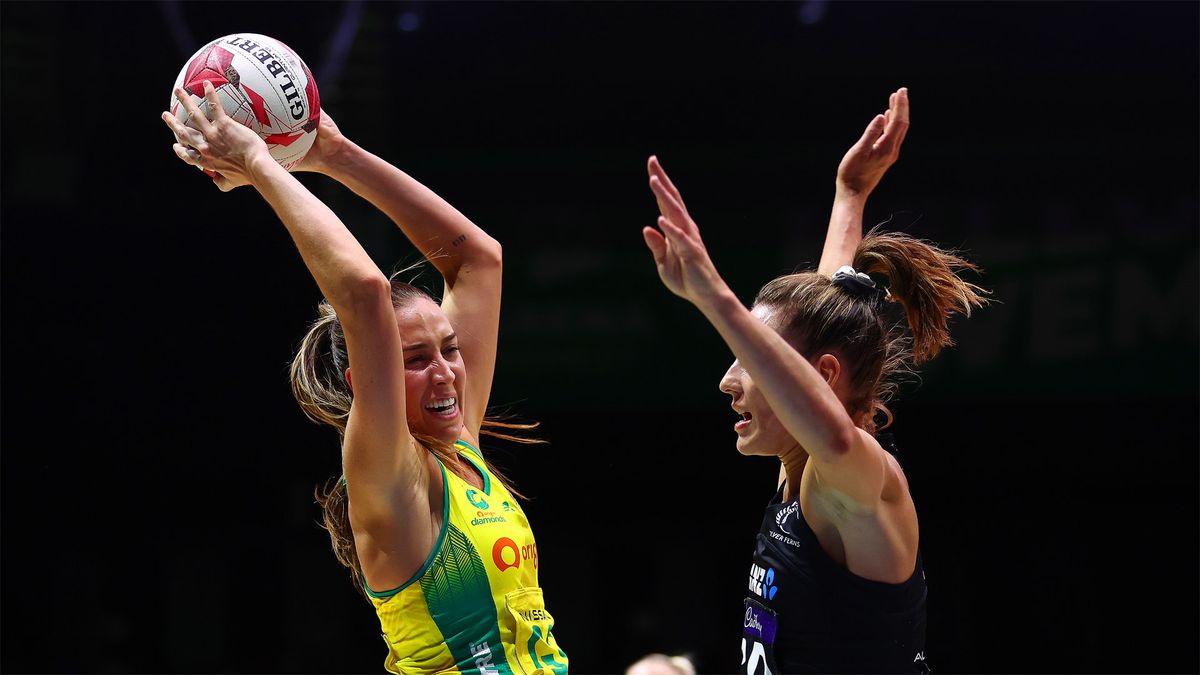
[640,89,988,673]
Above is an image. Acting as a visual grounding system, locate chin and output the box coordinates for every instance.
[430,422,462,444]
[735,437,758,456]
[409,419,460,444]
[735,436,777,458]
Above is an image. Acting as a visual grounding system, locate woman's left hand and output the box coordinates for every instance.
[643,156,730,309]
[289,112,348,176]
[835,87,909,198]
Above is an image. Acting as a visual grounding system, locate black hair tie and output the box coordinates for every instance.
[831,265,888,303]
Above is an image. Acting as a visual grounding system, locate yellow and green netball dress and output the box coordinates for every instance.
[366,440,568,674]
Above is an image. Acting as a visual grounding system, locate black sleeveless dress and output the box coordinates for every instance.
[739,440,929,674]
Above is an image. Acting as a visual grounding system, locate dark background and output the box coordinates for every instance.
[2,1,1196,673]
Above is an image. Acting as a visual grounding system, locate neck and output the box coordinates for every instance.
[779,443,809,502]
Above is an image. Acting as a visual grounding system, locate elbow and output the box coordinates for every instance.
[453,236,502,283]
[337,272,393,319]
[825,422,859,458]
[474,235,503,271]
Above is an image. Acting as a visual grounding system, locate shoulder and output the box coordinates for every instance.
[455,433,484,460]
[874,433,913,504]
[804,428,899,516]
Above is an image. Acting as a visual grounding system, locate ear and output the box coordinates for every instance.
[814,353,841,388]
[344,367,353,391]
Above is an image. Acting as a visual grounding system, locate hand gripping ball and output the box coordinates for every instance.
[169,33,321,170]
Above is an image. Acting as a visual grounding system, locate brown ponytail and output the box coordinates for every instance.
[754,226,988,432]
[853,226,989,364]
[290,301,352,432]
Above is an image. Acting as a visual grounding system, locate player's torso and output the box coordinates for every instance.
[371,441,567,675]
[741,484,928,674]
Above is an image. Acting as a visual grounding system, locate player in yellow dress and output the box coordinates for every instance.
[162,80,566,674]
[365,437,566,674]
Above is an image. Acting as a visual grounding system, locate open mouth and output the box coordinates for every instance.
[734,411,752,432]
[425,397,458,417]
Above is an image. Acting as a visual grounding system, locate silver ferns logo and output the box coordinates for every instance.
[775,501,800,535]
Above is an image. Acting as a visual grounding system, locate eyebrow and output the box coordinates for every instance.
[402,332,457,352]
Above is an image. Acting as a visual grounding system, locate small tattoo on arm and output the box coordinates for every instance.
[451,234,467,247]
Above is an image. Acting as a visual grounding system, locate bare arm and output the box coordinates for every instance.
[305,120,502,443]
[162,83,435,581]
[644,157,888,507]
[817,87,910,276]
[774,88,909,489]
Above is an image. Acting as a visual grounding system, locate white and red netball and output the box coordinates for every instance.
[169,33,321,170]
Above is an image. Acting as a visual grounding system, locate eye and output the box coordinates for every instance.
[405,355,429,366]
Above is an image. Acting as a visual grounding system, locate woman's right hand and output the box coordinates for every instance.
[643,156,732,311]
[161,79,273,192]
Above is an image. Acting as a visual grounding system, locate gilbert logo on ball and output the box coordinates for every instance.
[169,33,321,170]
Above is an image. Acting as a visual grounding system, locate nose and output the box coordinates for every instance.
[431,358,455,384]
[718,359,742,396]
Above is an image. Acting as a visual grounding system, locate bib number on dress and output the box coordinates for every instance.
[740,597,779,675]
[504,588,568,675]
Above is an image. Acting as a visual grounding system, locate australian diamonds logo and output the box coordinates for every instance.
[749,563,778,600]
[467,489,507,526]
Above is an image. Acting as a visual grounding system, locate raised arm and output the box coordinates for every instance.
[817,87,909,276]
[300,118,501,443]
[644,157,887,508]
[773,88,909,487]
[162,82,436,581]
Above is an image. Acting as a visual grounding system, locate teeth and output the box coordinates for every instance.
[426,397,456,411]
